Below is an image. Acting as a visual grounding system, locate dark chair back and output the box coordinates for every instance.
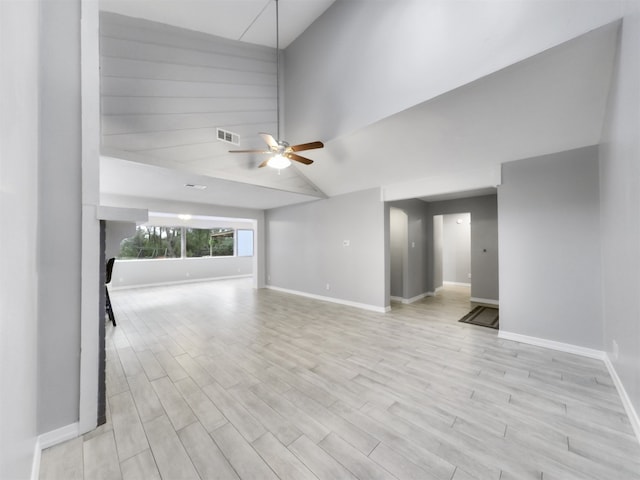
[106,257,115,284]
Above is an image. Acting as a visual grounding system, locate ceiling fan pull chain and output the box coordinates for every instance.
[275,0,280,141]
[228,0,323,169]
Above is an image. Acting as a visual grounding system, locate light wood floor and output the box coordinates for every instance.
[40,280,640,480]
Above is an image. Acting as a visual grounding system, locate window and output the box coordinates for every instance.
[119,225,253,259]
[236,229,254,257]
[119,226,181,259]
[186,228,234,257]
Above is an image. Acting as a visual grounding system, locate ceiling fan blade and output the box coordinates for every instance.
[259,133,279,149]
[286,152,314,165]
[289,141,324,152]
[229,149,271,154]
[258,159,269,168]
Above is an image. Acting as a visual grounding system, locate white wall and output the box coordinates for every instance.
[0,1,40,477]
[285,0,624,143]
[599,3,640,431]
[443,213,471,285]
[266,188,387,310]
[111,257,253,289]
[498,146,602,349]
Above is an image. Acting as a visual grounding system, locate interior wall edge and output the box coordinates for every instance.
[265,285,389,313]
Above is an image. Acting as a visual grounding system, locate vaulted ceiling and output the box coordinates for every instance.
[99,1,620,211]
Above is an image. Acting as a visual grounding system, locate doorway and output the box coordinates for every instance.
[433,213,471,293]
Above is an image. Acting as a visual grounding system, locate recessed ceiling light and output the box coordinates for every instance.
[178,214,192,221]
[184,183,207,190]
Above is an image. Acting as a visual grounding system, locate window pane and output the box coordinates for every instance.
[237,229,254,257]
[119,226,181,259]
[187,228,234,257]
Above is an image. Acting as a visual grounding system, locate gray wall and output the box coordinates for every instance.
[386,199,431,300]
[498,146,602,349]
[433,216,444,289]
[389,208,407,298]
[387,196,497,302]
[443,213,471,284]
[265,188,387,309]
[599,4,640,421]
[0,1,40,477]
[38,0,83,434]
[105,221,136,259]
[427,195,499,302]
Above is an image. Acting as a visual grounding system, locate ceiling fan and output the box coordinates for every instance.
[229,0,323,170]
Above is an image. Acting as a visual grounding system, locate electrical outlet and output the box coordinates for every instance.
[343,240,350,247]
[612,340,619,361]
[326,283,330,290]
[468,273,472,279]
[267,275,271,281]
[411,241,415,248]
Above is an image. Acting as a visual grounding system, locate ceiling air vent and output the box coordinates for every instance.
[216,128,240,146]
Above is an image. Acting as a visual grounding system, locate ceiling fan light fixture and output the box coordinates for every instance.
[267,154,291,170]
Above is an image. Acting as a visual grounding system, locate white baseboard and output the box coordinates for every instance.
[443,281,471,287]
[390,292,434,305]
[603,354,640,445]
[266,285,389,313]
[498,330,640,447]
[38,422,80,450]
[32,422,80,479]
[31,438,41,480]
[111,274,252,291]
[471,297,499,306]
[498,330,605,360]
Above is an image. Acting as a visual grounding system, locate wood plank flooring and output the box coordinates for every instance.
[39,280,640,479]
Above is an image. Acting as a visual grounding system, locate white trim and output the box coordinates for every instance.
[97,205,148,222]
[38,423,80,450]
[498,330,605,360]
[79,0,101,437]
[31,423,80,480]
[494,331,640,448]
[266,285,389,313]
[79,207,100,436]
[30,438,41,480]
[443,281,471,287]
[603,354,640,445]
[435,285,444,293]
[470,297,499,306]
[390,292,434,304]
[110,274,252,291]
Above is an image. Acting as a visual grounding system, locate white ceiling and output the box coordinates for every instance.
[98,1,619,211]
[101,156,323,210]
[100,0,336,48]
